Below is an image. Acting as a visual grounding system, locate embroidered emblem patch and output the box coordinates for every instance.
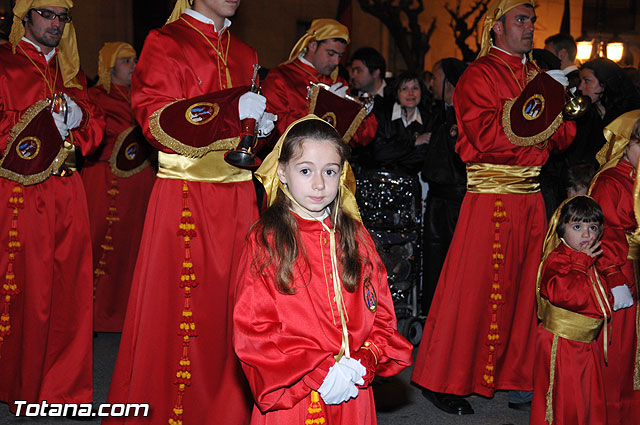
[522,94,545,120]
[16,136,40,160]
[449,123,458,139]
[363,278,377,313]
[185,102,219,125]
[322,111,337,127]
[124,142,138,160]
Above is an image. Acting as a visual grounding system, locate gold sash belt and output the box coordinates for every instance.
[466,163,541,194]
[539,298,602,343]
[157,151,252,183]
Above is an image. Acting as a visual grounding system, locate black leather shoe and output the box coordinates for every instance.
[508,401,531,412]
[422,389,474,415]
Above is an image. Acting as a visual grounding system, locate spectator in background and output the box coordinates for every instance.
[349,46,389,100]
[420,58,467,314]
[545,33,580,90]
[366,71,429,175]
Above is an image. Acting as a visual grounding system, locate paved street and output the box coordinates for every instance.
[0,334,530,425]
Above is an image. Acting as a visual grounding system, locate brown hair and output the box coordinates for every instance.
[251,119,371,294]
[556,196,604,241]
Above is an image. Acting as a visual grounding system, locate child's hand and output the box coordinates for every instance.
[581,241,602,258]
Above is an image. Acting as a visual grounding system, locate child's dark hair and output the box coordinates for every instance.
[564,162,597,192]
[556,196,604,240]
[252,118,372,294]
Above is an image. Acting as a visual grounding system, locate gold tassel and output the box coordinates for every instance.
[169,182,199,425]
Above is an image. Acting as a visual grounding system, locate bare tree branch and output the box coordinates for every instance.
[445,0,491,62]
[357,0,434,73]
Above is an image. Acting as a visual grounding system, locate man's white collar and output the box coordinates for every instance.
[22,37,56,63]
[492,45,527,64]
[184,8,231,33]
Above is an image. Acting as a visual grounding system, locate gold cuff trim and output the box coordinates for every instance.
[502,98,563,147]
[110,126,152,178]
[157,151,251,183]
[466,163,541,194]
[0,100,68,186]
[148,100,240,158]
[538,298,602,343]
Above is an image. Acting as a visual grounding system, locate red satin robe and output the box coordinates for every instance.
[529,243,609,425]
[411,47,576,397]
[82,83,155,332]
[261,58,376,146]
[233,213,413,425]
[104,13,257,425]
[590,159,640,425]
[0,41,105,408]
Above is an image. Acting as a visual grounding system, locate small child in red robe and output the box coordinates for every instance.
[530,195,611,425]
[232,115,413,425]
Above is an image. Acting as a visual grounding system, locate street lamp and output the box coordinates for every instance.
[576,40,593,62]
[574,39,625,63]
[606,42,624,62]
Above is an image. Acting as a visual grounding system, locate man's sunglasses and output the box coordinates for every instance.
[31,8,72,23]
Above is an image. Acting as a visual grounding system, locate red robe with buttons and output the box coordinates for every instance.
[82,83,155,332]
[261,58,377,146]
[104,13,257,425]
[233,212,413,425]
[411,47,576,397]
[0,41,105,408]
[590,159,640,425]
[529,243,609,425]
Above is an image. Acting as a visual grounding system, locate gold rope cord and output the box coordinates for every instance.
[544,334,559,425]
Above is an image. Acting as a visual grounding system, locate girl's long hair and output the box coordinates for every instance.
[251,119,372,294]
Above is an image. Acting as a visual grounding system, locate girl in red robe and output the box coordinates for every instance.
[529,196,611,425]
[233,115,413,425]
[589,109,640,425]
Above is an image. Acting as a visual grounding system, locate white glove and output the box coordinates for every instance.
[611,285,635,311]
[338,357,366,386]
[51,109,69,140]
[329,82,348,98]
[317,359,361,405]
[238,92,266,121]
[545,70,569,87]
[62,94,83,129]
[256,112,277,138]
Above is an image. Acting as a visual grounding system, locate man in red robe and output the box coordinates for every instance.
[83,42,156,333]
[104,1,275,424]
[261,18,376,146]
[411,0,576,415]
[0,0,105,412]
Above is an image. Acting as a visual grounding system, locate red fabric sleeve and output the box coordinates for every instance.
[540,247,603,317]
[233,234,335,412]
[591,172,634,290]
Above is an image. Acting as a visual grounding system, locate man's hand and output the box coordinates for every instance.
[62,94,83,129]
[256,112,277,138]
[545,70,569,87]
[51,109,69,140]
[329,82,348,98]
[238,92,267,121]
